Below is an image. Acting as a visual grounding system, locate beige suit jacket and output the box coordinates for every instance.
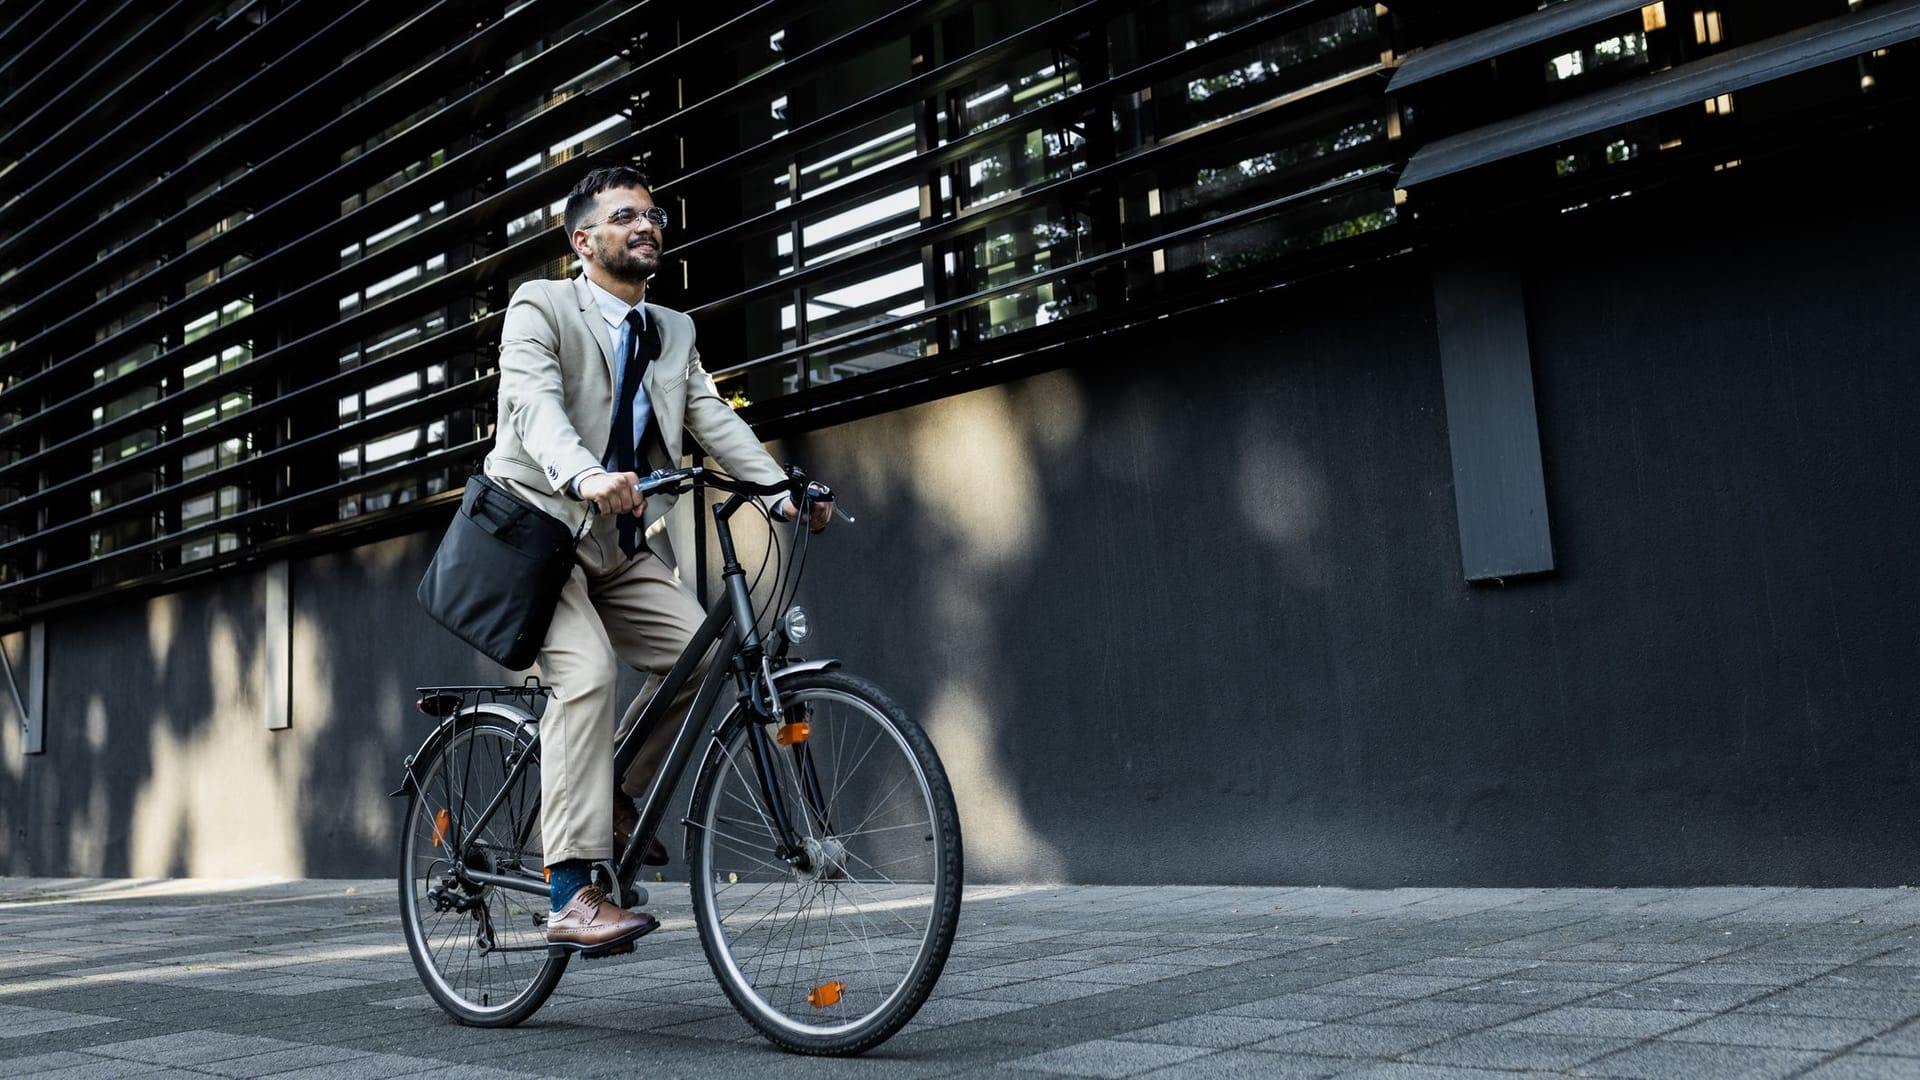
[482,274,784,570]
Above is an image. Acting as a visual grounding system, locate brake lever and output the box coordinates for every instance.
[798,480,854,525]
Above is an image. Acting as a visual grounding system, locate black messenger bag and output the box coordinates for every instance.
[416,475,582,670]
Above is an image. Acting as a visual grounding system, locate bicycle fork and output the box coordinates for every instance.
[713,493,835,872]
[734,677,837,873]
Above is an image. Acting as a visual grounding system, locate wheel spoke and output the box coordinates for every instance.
[830,817,932,842]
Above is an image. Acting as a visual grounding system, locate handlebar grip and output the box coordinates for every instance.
[634,468,688,498]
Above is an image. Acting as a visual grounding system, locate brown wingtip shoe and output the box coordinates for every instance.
[546,885,658,954]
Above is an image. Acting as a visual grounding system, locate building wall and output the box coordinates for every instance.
[5,191,1916,884]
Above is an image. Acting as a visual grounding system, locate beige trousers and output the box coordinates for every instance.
[537,517,707,866]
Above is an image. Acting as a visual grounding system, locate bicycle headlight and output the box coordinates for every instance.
[781,605,812,643]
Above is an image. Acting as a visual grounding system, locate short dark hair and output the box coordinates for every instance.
[563,165,652,236]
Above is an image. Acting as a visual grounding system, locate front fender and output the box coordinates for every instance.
[690,658,842,783]
[389,701,540,798]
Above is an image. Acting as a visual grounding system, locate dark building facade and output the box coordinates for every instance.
[1,0,1915,883]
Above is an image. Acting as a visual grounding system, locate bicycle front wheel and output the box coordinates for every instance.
[398,715,566,1026]
[688,670,963,1055]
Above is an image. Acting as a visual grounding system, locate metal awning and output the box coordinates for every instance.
[1397,0,1920,188]
[1388,0,1652,92]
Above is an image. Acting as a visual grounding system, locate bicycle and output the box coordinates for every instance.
[391,465,964,1055]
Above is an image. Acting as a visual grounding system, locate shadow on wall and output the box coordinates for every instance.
[0,580,276,877]
[0,311,1596,886]
[767,285,1529,886]
[288,534,508,878]
[778,360,1354,884]
[0,524,512,879]
[0,283,1383,883]
[1,630,27,865]
[825,374,1079,881]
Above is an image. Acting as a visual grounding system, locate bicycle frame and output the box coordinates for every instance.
[429,484,820,905]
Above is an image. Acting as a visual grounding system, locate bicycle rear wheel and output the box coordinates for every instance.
[398,715,566,1026]
[687,670,963,1055]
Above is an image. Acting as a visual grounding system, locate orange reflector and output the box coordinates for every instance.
[776,720,810,746]
[807,980,844,1008]
[431,808,450,849]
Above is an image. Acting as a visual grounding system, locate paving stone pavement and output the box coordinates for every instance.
[2,878,1918,1078]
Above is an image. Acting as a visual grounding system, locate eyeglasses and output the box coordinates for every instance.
[585,206,669,231]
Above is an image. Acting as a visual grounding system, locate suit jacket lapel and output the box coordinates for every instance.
[569,275,613,381]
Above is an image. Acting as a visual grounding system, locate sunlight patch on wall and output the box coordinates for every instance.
[1235,417,1329,585]
[147,594,179,672]
[921,682,1063,881]
[85,696,109,753]
[1018,370,1087,458]
[910,386,1040,568]
[291,611,334,737]
[129,611,305,877]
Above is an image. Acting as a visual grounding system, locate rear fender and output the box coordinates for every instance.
[389,701,539,798]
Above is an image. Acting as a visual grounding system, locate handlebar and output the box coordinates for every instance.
[644,465,852,521]
[633,465,811,500]
[585,465,851,524]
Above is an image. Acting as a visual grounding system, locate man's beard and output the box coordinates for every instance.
[596,234,659,284]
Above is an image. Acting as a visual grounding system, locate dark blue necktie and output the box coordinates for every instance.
[610,309,658,557]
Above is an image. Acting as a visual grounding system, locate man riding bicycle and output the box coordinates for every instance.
[482,164,832,952]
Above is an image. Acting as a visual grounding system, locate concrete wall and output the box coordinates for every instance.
[5,188,1916,885]
[781,239,1920,885]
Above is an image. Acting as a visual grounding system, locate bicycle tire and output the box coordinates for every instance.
[687,670,963,1055]
[398,715,567,1026]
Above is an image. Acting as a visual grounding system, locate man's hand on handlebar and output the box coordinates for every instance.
[777,482,834,534]
[580,470,646,517]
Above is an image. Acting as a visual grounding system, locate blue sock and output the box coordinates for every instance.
[548,860,592,912]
